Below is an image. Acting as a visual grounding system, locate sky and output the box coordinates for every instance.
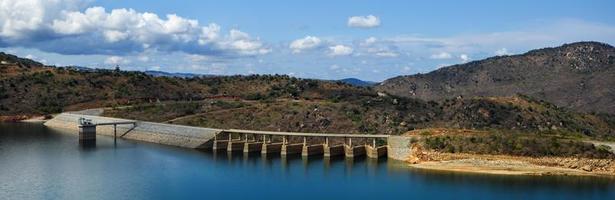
[1,0,614,81]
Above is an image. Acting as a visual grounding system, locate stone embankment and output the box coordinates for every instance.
[44,113,222,148]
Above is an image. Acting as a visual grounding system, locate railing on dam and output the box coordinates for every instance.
[212,129,390,159]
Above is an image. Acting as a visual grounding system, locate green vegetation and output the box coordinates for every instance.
[423,133,614,159]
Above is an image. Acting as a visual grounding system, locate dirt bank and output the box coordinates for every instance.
[1,115,36,122]
[407,144,615,177]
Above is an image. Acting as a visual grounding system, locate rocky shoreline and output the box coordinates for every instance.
[406,144,615,177]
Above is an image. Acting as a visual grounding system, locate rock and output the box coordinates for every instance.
[581,165,593,172]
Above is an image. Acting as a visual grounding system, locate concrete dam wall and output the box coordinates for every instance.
[387,136,414,161]
[44,113,222,148]
[44,113,413,161]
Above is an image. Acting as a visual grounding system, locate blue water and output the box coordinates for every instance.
[1,123,614,200]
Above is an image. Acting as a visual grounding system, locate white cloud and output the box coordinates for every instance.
[361,37,378,46]
[375,51,399,57]
[25,54,36,59]
[460,54,470,62]
[104,56,130,65]
[402,66,412,72]
[222,29,270,55]
[328,45,353,56]
[103,30,129,43]
[436,63,450,69]
[329,64,340,70]
[495,48,509,56]
[0,0,269,57]
[186,54,209,62]
[430,52,452,59]
[389,19,615,57]
[137,55,150,62]
[289,36,321,53]
[347,15,381,28]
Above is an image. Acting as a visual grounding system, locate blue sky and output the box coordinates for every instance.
[1,0,614,81]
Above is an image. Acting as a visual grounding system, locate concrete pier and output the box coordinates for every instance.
[227,140,245,152]
[261,143,283,154]
[344,145,366,158]
[302,144,324,157]
[324,145,344,157]
[212,140,228,151]
[281,144,303,156]
[243,142,263,153]
[366,145,387,159]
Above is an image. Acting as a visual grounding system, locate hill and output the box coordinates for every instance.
[376,42,615,114]
[143,70,208,78]
[0,59,368,116]
[338,78,377,87]
[1,50,614,140]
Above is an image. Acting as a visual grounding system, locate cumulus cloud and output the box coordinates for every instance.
[347,15,380,28]
[0,0,269,57]
[289,36,321,53]
[328,45,353,56]
[495,48,509,56]
[459,54,470,62]
[361,37,378,46]
[430,52,452,59]
[104,56,130,65]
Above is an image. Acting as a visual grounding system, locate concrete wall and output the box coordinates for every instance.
[387,136,415,161]
[44,113,222,148]
[44,113,417,160]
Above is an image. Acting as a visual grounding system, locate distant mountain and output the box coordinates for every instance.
[63,66,95,72]
[376,42,615,114]
[338,78,377,87]
[0,52,43,67]
[144,70,209,78]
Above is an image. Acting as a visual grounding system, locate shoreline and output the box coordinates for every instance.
[406,152,615,178]
[6,112,615,178]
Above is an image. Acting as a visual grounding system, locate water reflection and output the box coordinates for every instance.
[78,140,96,149]
[203,150,391,178]
[2,123,615,200]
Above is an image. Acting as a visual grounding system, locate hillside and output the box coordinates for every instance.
[338,78,377,87]
[376,42,615,114]
[0,59,368,116]
[102,94,615,140]
[1,50,614,140]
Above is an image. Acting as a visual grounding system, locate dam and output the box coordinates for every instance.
[44,113,414,160]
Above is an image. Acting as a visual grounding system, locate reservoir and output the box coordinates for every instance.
[1,123,614,200]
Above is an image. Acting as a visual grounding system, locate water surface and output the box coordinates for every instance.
[1,123,614,200]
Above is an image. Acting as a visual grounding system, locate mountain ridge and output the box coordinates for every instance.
[376,41,615,114]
